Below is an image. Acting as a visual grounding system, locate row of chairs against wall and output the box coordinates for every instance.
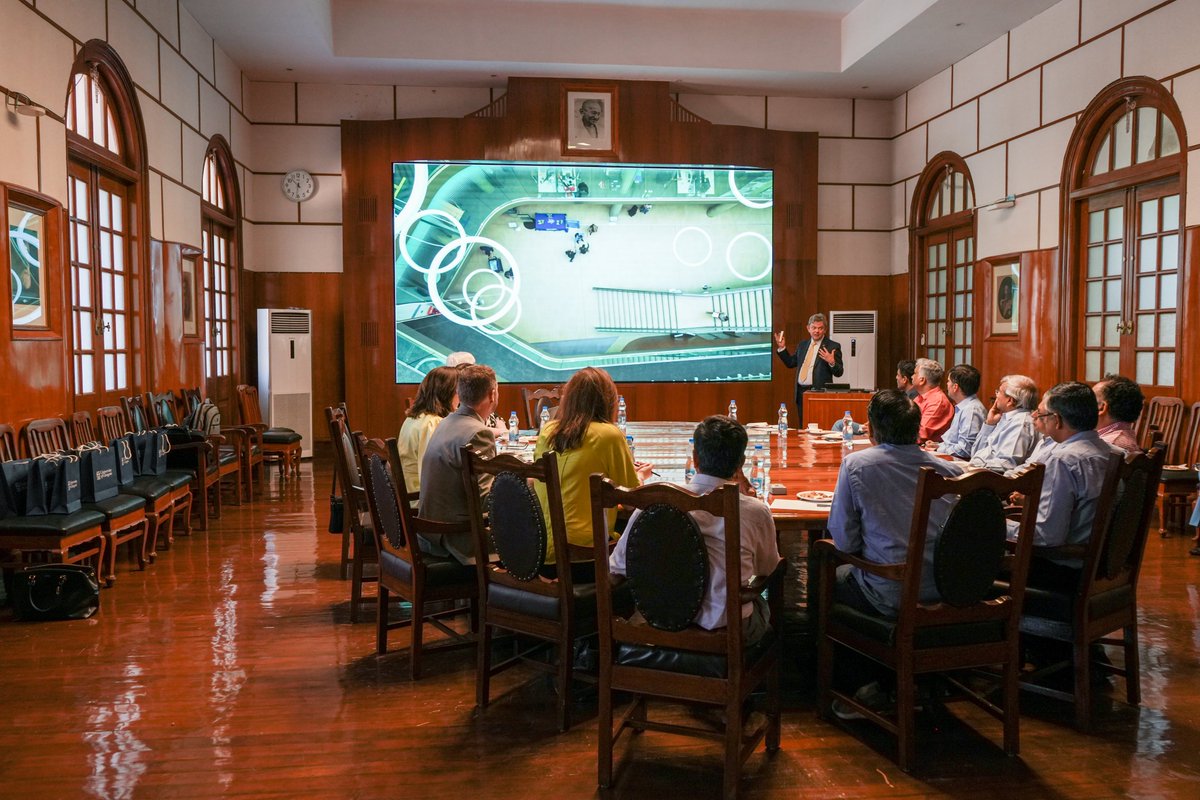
[0,385,301,589]
[326,398,1168,791]
[1135,396,1200,536]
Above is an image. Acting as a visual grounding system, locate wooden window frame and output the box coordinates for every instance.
[2,183,65,340]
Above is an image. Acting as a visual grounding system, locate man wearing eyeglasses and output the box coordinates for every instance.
[1010,382,1122,576]
[967,374,1040,473]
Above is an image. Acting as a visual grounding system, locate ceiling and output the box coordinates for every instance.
[180,0,1060,99]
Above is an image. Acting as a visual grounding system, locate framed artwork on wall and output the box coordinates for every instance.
[989,261,1019,337]
[181,252,200,338]
[562,83,618,157]
[7,200,48,330]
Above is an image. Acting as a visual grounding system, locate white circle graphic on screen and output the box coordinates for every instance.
[10,211,42,325]
[725,231,772,282]
[672,226,713,267]
[397,208,468,276]
[727,170,772,209]
[425,235,522,333]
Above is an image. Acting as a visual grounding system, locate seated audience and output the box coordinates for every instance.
[417,364,498,562]
[534,367,653,565]
[1008,381,1121,579]
[609,415,781,643]
[1093,374,1144,453]
[912,358,954,444]
[396,366,458,494]
[827,389,966,619]
[895,359,918,399]
[969,374,1040,473]
[446,350,506,434]
[936,364,987,459]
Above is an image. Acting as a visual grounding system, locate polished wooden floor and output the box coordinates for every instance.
[2,457,1199,799]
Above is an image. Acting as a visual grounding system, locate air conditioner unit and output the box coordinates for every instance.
[829,310,877,391]
[257,308,313,457]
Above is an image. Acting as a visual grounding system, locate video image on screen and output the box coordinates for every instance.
[393,161,773,383]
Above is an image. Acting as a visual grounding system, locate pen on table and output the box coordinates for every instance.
[651,470,662,477]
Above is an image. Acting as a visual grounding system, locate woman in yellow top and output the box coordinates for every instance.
[396,366,458,493]
[534,367,653,569]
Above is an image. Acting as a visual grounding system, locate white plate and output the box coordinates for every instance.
[797,490,834,503]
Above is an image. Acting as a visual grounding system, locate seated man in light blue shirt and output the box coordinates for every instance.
[827,389,966,619]
[1008,381,1121,582]
[969,374,1041,473]
[935,364,987,459]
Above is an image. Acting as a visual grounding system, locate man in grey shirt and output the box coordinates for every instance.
[969,374,1040,473]
[935,364,987,459]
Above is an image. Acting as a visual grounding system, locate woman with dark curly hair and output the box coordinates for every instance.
[397,365,458,493]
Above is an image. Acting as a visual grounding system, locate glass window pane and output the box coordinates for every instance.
[1161,117,1180,157]
[954,294,964,317]
[1104,315,1122,347]
[1158,352,1174,387]
[1135,352,1154,384]
[1087,246,1104,277]
[79,311,92,342]
[1137,276,1156,310]
[927,297,937,319]
[955,238,965,263]
[116,355,127,390]
[1086,282,1102,312]
[1159,312,1176,348]
[966,268,973,289]
[1138,238,1158,272]
[937,296,946,319]
[1106,279,1123,311]
[1106,243,1122,276]
[965,237,973,261]
[1103,350,1120,377]
[80,355,94,393]
[104,353,116,390]
[1163,195,1180,230]
[100,232,111,269]
[1136,314,1155,347]
[1113,112,1133,170]
[112,200,123,232]
[101,272,112,308]
[1160,272,1177,309]
[1161,234,1178,270]
[955,265,965,286]
[115,316,126,349]
[938,243,947,265]
[1086,316,1101,346]
[1107,207,1123,239]
[937,270,946,294]
[1085,351,1101,381]
[1088,210,1105,242]
[1135,106,1158,163]
[1092,136,1111,176]
[1140,198,1158,234]
[102,317,113,349]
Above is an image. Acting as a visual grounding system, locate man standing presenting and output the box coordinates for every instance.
[936,364,987,459]
[911,358,954,444]
[418,364,499,563]
[774,312,843,427]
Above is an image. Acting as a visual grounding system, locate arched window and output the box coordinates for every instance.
[65,42,147,409]
[1061,78,1186,392]
[200,137,242,415]
[910,153,976,368]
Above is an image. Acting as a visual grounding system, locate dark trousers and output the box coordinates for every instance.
[793,384,811,429]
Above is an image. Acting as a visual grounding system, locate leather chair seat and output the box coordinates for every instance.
[263,428,302,445]
[615,627,778,679]
[85,493,147,518]
[0,509,106,535]
[380,548,475,589]
[121,477,171,501]
[1160,468,1197,484]
[488,580,599,625]
[218,447,239,466]
[161,470,193,491]
[829,602,1005,649]
[1014,582,1134,642]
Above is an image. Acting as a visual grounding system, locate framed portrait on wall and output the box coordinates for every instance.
[990,261,1019,337]
[8,200,49,330]
[562,83,618,157]
[181,252,200,338]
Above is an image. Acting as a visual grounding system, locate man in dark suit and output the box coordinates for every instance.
[774,312,844,427]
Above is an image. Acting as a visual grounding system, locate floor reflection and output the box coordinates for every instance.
[210,558,246,792]
[84,659,148,800]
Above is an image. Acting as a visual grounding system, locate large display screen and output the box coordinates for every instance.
[393,161,773,383]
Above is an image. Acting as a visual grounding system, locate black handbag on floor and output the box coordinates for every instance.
[328,471,344,533]
[10,564,101,621]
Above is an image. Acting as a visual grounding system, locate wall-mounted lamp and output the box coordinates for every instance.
[979,194,1016,211]
[5,91,47,118]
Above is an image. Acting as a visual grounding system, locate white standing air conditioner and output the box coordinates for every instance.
[257,308,313,457]
[829,310,877,391]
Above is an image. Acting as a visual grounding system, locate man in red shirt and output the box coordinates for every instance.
[912,357,954,444]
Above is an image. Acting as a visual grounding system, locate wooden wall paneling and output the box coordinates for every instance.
[1181,227,1199,406]
[976,249,1060,396]
[814,274,894,390]
[890,272,911,386]
[147,240,204,394]
[247,271,345,443]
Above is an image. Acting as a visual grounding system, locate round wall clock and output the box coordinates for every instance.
[281,169,315,202]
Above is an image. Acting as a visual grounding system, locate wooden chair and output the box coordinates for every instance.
[1136,396,1184,461]
[236,384,302,478]
[325,405,377,622]
[463,447,601,732]
[1017,444,1166,730]
[815,463,1045,772]
[355,434,477,679]
[20,417,148,586]
[589,476,785,798]
[1157,402,1199,537]
[521,387,561,430]
[153,389,263,502]
[96,405,192,542]
[0,421,107,580]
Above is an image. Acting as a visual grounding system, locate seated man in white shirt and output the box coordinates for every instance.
[969,374,1041,473]
[609,415,782,644]
[935,364,987,459]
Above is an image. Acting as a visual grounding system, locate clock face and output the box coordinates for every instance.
[282,169,315,202]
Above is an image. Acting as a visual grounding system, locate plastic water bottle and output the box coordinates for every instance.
[539,405,550,430]
[778,403,788,436]
[508,411,519,444]
[762,447,772,498]
[626,434,635,459]
[751,444,765,499]
[728,399,737,421]
[842,410,854,447]
[684,438,696,484]
[617,395,627,432]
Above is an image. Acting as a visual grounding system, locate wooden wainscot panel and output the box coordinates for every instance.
[976,249,1059,393]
